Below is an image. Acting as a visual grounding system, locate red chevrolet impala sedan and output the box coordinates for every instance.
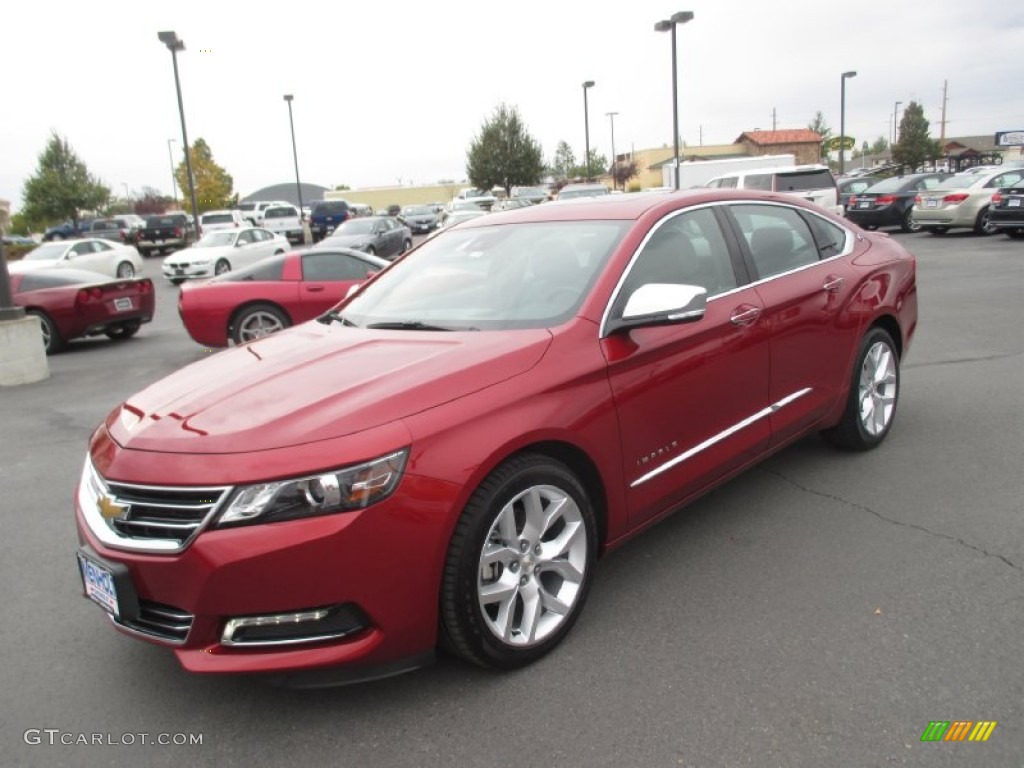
[177,247,389,347]
[74,190,917,684]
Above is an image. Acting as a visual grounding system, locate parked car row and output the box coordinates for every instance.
[838,166,1024,237]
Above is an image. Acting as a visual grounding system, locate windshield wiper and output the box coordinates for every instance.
[366,321,470,331]
[318,310,359,327]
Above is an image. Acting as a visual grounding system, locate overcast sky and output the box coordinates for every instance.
[2,1,1022,210]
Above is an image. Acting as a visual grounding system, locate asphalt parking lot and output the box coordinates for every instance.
[2,230,1022,767]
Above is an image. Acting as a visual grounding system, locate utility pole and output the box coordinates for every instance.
[772,107,777,131]
[939,79,949,143]
[698,124,703,146]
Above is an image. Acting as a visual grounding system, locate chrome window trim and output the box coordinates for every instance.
[630,388,812,488]
[79,459,232,554]
[599,201,855,338]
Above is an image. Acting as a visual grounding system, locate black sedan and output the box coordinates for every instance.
[837,176,877,213]
[845,172,950,232]
[989,183,1024,238]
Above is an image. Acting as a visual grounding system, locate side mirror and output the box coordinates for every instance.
[607,283,707,335]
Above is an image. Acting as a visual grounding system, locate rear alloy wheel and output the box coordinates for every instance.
[116,261,135,278]
[901,208,922,233]
[214,259,231,276]
[822,327,899,451]
[440,453,597,669]
[231,303,290,344]
[27,310,64,354]
[105,320,141,340]
[974,206,997,235]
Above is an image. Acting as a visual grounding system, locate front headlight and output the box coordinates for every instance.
[217,449,408,527]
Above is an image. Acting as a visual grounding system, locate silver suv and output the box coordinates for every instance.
[706,165,841,214]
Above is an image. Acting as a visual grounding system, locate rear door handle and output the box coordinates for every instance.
[730,306,762,326]
[823,275,844,292]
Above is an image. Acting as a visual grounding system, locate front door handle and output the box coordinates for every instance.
[306,286,325,293]
[823,275,844,292]
[730,306,762,326]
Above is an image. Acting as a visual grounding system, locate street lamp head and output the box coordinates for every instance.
[654,20,672,32]
[670,11,695,24]
[582,80,595,89]
[157,30,184,51]
[842,70,857,79]
[283,94,294,102]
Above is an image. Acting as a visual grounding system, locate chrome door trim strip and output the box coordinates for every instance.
[630,387,812,488]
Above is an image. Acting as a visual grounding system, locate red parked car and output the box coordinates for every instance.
[12,268,155,354]
[74,190,917,684]
[177,247,389,347]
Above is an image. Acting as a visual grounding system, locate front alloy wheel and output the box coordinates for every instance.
[440,454,596,669]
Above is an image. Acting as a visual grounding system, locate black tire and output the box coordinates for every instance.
[116,261,135,279]
[402,238,412,254]
[439,453,597,669]
[214,259,231,276]
[27,309,64,354]
[1006,228,1024,239]
[105,320,141,340]
[139,248,151,258]
[230,303,290,345]
[821,327,900,451]
[900,207,921,233]
[365,246,376,256]
[169,278,185,286]
[974,206,997,235]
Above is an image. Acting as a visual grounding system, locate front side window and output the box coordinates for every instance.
[303,252,374,281]
[730,204,821,279]
[610,207,737,319]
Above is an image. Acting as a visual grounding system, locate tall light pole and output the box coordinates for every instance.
[167,138,179,207]
[158,31,201,238]
[283,95,304,219]
[839,70,857,175]
[606,111,619,190]
[582,81,595,181]
[893,100,903,147]
[655,11,694,190]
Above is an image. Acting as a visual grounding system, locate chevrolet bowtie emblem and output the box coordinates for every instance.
[97,495,129,520]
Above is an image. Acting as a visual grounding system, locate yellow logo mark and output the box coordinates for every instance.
[97,495,128,520]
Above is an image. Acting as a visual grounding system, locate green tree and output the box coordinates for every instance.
[893,102,940,171]
[570,149,608,181]
[870,136,889,155]
[808,111,832,160]
[21,131,109,228]
[466,104,545,197]
[550,140,576,180]
[174,138,234,214]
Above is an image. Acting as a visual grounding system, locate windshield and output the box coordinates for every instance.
[559,186,609,199]
[332,219,375,235]
[341,221,628,330]
[403,206,432,215]
[24,243,68,261]
[196,231,237,247]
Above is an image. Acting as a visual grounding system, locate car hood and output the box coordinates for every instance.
[165,245,234,264]
[6,260,57,273]
[107,322,552,454]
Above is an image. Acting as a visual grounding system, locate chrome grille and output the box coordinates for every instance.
[79,460,233,554]
[115,600,193,644]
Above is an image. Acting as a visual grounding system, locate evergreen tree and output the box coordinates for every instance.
[893,102,940,171]
[21,132,109,228]
[466,104,545,197]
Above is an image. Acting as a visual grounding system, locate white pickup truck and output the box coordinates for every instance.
[261,203,305,244]
[452,188,498,211]
[234,200,291,226]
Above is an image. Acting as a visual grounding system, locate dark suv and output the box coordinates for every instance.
[309,201,352,243]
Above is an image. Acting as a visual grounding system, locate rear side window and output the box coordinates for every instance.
[264,207,296,219]
[775,170,835,192]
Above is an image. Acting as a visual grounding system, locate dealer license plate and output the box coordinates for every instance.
[1009,198,1021,207]
[926,199,938,208]
[77,552,120,617]
[859,201,871,208]
[114,297,133,312]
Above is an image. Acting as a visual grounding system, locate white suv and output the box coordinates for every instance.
[261,204,304,244]
[706,164,841,214]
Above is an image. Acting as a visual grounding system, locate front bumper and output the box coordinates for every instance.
[139,238,186,251]
[162,263,214,281]
[74,450,460,677]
